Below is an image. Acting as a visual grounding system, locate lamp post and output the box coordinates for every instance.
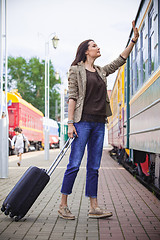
[60,79,64,149]
[54,71,59,121]
[56,72,68,150]
[0,0,8,178]
[44,34,59,161]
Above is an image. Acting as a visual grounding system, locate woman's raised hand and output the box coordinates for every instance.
[132,20,139,42]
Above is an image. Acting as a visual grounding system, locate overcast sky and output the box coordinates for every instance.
[7,0,141,89]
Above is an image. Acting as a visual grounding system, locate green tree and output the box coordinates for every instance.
[8,56,61,119]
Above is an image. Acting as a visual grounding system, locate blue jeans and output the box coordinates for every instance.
[61,121,105,198]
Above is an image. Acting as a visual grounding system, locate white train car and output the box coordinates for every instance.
[43,117,59,148]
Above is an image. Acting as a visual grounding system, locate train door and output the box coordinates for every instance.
[118,102,121,137]
[122,107,125,146]
[8,108,17,138]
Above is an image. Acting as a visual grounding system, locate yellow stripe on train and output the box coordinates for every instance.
[20,126,43,133]
[7,89,44,117]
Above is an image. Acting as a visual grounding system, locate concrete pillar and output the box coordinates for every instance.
[0,117,8,178]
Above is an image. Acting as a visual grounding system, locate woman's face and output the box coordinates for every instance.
[86,41,101,59]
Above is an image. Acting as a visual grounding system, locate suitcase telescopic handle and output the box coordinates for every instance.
[47,134,76,176]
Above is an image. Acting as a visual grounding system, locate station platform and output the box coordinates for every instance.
[0,147,160,240]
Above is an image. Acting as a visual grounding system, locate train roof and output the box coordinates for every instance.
[110,0,149,96]
[7,90,43,116]
[43,117,58,127]
[126,0,145,47]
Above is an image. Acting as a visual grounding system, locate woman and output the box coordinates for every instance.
[58,21,139,220]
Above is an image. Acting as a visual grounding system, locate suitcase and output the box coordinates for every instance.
[1,136,76,221]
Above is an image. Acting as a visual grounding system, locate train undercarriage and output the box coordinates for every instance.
[109,147,160,200]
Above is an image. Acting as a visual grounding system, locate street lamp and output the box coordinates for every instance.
[44,34,59,161]
[52,36,59,49]
[55,71,59,80]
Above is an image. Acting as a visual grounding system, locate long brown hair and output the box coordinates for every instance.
[71,39,93,66]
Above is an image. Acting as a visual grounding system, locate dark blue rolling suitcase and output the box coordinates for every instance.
[1,137,75,221]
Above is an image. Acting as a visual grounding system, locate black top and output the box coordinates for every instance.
[81,69,107,123]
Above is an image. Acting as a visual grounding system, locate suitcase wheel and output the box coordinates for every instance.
[1,205,5,212]
[4,204,11,215]
[4,209,10,215]
[15,216,22,222]
[10,213,15,218]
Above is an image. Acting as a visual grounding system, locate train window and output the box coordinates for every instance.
[27,114,29,127]
[148,3,155,74]
[112,88,118,117]
[140,23,146,84]
[25,114,27,127]
[32,117,34,128]
[134,41,139,91]
[22,113,24,124]
[130,52,134,96]
[8,109,15,127]
[26,114,28,127]
[124,65,127,103]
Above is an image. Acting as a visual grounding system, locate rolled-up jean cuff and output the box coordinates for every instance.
[61,191,71,195]
[85,195,97,198]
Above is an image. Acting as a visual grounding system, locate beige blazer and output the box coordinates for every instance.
[68,55,126,123]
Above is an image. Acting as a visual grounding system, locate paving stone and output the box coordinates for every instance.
[0,148,160,240]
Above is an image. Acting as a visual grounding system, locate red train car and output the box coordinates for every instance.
[8,90,44,151]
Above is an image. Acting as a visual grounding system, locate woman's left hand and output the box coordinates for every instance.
[132,20,139,42]
[120,20,140,59]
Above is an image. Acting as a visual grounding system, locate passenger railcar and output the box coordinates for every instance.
[108,0,160,193]
[8,90,44,151]
[43,117,59,148]
[108,66,125,150]
[58,118,69,144]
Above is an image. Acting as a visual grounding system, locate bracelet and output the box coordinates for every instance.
[67,120,74,124]
[131,39,136,44]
